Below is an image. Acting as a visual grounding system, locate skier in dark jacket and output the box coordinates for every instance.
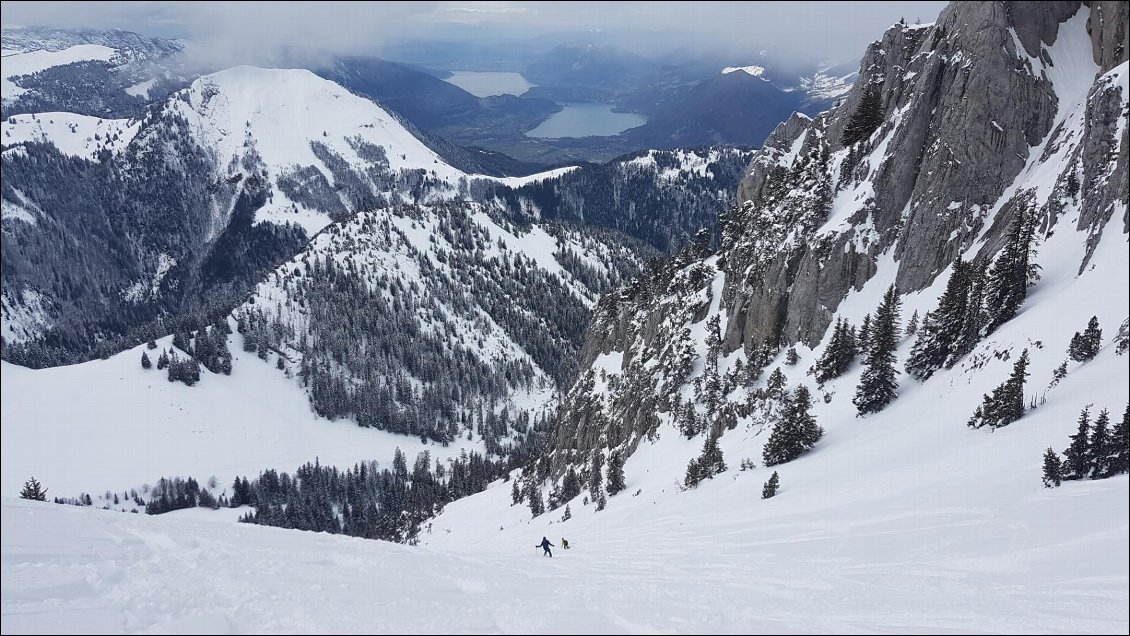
[537,536,554,557]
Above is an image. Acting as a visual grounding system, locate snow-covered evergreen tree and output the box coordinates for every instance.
[606,449,626,496]
[1041,448,1062,488]
[19,476,47,501]
[854,285,901,415]
[984,206,1036,335]
[1063,407,1092,480]
[685,428,726,488]
[814,318,857,383]
[967,349,1029,429]
[1068,316,1102,362]
[761,471,780,499]
[1088,409,1112,479]
[784,347,799,366]
[141,351,151,369]
[906,259,971,380]
[1110,404,1129,476]
[763,386,824,466]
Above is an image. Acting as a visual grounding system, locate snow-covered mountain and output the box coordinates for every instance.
[424,2,1130,628]
[538,1,1127,476]
[0,66,574,362]
[2,26,183,116]
[1,2,1127,632]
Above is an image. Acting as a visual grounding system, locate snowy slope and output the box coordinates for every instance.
[1,112,139,160]
[3,425,1127,636]
[1,44,116,102]
[0,333,480,500]
[457,4,1130,631]
[421,205,1130,634]
[158,66,574,236]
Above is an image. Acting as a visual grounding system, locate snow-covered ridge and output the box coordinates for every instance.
[721,65,765,77]
[155,66,576,236]
[1,43,116,102]
[625,148,732,182]
[1,112,139,161]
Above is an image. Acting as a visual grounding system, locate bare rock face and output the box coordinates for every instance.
[1088,0,1130,73]
[543,1,1128,478]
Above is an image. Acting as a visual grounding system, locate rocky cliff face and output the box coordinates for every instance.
[541,0,1128,478]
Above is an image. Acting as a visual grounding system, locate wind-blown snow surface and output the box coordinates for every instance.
[0,332,480,499]
[3,406,1127,636]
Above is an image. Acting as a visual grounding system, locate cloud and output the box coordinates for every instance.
[0,1,949,67]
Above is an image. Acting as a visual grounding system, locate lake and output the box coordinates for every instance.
[526,103,648,139]
[444,71,534,97]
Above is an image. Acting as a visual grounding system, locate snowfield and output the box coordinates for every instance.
[0,332,483,499]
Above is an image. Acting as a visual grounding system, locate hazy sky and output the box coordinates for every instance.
[1,1,949,66]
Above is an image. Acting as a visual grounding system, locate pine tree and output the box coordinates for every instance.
[141,351,152,369]
[814,318,857,383]
[606,449,626,496]
[561,504,572,521]
[1041,448,1062,488]
[1065,166,1080,198]
[510,479,522,505]
[700,430,727,478]
[19,476,47,501]
[678,403,701,439]
[951,263,987,365]
[907,259,970,380]
[1063,407,1091,479]
[765,367,788,399]
[589,451,604,501]
[1109,404,1129,476]
[528,484,545,517]
[1069,316,1102,362]
[1050,361,1068,385]
[684,457,703,489]
[841,83,883,146]
[146,339,158,350]
[854,286,901,416]
[858,313,872,355]
[1088,409,1112,479]
[967,349,1029,428]
[157,350,169,370]
[763,386,824,466]
[703,316,723,414]
[906,310,919,337]
[762,471,780,499]
[784,347,799,366]
[984,206,1036,335]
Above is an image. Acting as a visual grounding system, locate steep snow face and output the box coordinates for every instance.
[425,342,1128,633]
[1,43,116,102]
[155,67,576,236]
[533,7,1128,610]
[1,112,139,161]
[158,67,465,236]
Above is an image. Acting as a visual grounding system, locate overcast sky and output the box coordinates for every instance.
[1,1,949,67]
